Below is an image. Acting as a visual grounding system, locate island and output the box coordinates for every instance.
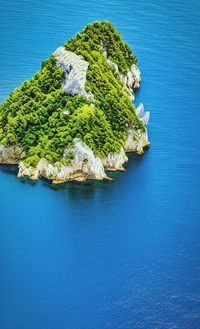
[0,21,150,183]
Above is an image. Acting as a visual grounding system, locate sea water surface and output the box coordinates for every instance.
[0,0,200,328]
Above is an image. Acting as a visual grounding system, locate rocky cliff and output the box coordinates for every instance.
[53,46,93,100]
[16,101,149,183]
[0,21,150,184]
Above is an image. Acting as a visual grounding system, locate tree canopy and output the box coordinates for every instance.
[0,21,143,168]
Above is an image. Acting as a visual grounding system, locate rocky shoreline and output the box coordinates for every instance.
[0,113,149,184]
[0,24,150,184]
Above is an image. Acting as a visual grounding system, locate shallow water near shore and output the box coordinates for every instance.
[1,0,200,328]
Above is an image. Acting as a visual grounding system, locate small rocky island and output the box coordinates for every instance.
[0,21,150,183]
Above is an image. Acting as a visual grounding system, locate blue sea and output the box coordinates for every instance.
[1,0,200,328]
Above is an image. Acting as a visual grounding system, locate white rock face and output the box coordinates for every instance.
[104,55,149,155]
[0,144,22,164]
[17,128,149,182]
[124,103,150,154]
[105,53,141,100]
[53,46,93,99]
[62,139,107,180]
[102,148,128,171]
[8,121,149,182]
[5,107,149,184]
[124,128,149,155]
[119,64,141,100]
[18,139,108,183]
[136,103,150,125]
[130,64,141,89]
[0,49,150,183]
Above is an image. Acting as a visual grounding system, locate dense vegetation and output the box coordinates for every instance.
[0,21,143,168]
[65,21,137,74]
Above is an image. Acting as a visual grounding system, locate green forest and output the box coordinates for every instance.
[0,21,144,168]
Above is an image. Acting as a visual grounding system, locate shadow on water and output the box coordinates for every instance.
[40,148,150,199]
[0,164,38,186]
[0,164,19,176]
[41,175,113,192]
[125,148,149,170]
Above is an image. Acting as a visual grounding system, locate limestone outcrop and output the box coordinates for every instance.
[136,103,150,125]
[2,103,150,183]
[0,22,150,184]
[124,128,149,155]
[105,53,141,100]
[119,64,141,100]
[102,148,128,171]
[123,103,150,155]
[0,145,22,164]
[18,139,108,183]
[54,46,93,99]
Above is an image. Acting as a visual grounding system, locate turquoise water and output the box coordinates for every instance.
[1,0,200,328]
